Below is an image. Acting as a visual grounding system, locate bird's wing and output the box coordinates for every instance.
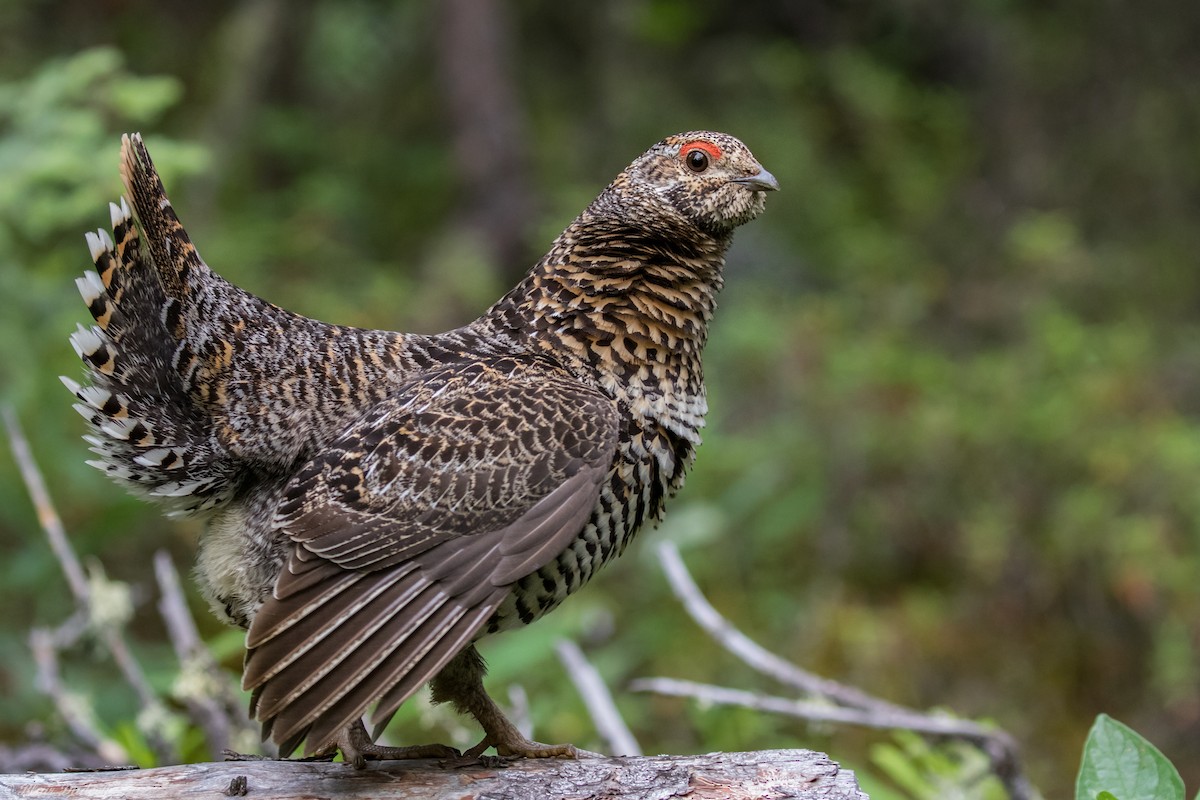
[242,356,619,755]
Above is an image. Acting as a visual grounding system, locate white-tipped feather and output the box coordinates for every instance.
[69,323,106,359]
[75,276,96,305]
[98,227,114,250]
[99,422,131,440]
[78,385,114,410]
[82,434,105,448]
[85,269,105,296]
[109,201,127,228]
[59,375,82,395]
[75,272,106,306]
[72,402,97,421]
[99,416,150,441]
[135,448,181,469]
[151,481,205,497]
[84,231,104,262]
[93,462,136,481]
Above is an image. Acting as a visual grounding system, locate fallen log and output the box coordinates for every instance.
[2,749,865,799]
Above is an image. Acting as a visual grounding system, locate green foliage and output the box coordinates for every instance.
[870,731,1008,800]
[1076,715,1187,800]
[2,3,1198,796]
[0,47,205,397]
[0,46,208,748]
[0,48,180,241]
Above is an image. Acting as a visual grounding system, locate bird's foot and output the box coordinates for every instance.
[338,719,460,769]
[464,732,578,760]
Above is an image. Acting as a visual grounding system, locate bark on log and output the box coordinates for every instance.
[1,749,866,799]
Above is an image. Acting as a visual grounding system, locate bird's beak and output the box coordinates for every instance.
[731,168,780,192]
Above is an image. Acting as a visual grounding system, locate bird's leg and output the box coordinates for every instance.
[431,645,578,759]
[336,718,460,769]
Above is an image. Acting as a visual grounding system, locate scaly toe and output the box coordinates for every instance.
[468,734,578,760]
[338,719,460,768]
[498,742,578,759]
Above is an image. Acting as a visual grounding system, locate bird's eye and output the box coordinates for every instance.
[685,148,710,173]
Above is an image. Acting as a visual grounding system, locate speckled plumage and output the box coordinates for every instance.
[66,131,776,761]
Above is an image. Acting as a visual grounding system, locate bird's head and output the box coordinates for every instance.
[615,131,779,237]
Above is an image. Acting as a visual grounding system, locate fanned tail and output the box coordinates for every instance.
[64,136,240,517]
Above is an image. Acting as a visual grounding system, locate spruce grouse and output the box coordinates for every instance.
[65,131,777,765]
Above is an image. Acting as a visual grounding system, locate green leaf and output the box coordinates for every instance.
[1076,714,1184,800]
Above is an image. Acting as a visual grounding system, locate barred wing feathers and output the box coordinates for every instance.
[242,357,619,754]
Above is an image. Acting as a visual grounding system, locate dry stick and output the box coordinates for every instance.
[629,677,1000,741]
[154,550,247,756]
[3,406,89,601]
[152,552,205,664]
[651,541,1036,800]
[555,640,643,756]
[3,406,177,764]
[29,627,129,765]
[505,684,534,741]
[656,541,909,715]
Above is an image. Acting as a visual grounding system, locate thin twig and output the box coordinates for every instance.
[3,406,88,601]
[154,550,244,756]
[4,406,177,764]
[629,677,1004,742]
[633,678,1035,799]
[657,541,908,715]
[505,684,533,740]
[154,551,205,656]
[652,542,1036,800]
[555,639,642,756]
[29,627,130,765]
[95,617,177,763]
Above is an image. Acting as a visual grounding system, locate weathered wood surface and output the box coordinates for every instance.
[1,749,866,799]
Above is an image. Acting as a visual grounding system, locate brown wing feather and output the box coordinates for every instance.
[243,357,618,755]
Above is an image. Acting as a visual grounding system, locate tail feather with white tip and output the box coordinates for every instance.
[65,137,241,516]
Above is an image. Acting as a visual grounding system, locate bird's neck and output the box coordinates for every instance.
[479,215,730,437]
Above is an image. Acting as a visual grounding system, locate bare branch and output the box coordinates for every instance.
[3,405,88,601]
[153,551,204,656]
[5,406,178,764]
[656,541,908,714]
[154,550,252,757]
[29,627,130,765]
[629,677,1007,742]
[555,639,642,756]
[504,683,533,741]
[652,542,1038,800]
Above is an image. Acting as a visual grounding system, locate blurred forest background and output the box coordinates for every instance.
[1,0,1198,796]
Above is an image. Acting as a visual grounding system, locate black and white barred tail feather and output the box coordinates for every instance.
[64,145,239,517]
